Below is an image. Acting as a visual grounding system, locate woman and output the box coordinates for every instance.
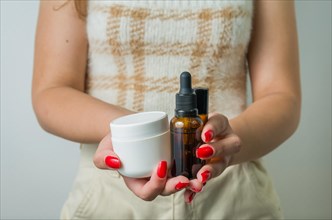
[32,0,300,219]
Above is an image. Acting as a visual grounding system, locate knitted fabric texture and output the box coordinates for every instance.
[86,0,253,118]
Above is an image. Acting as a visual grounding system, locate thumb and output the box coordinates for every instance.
[93,133,121,169]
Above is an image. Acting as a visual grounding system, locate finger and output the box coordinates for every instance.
[93,134,121,170]
[188,179,204,193]
[160,175,190,196]
[201,113,232,143]
[128,161,168,201]
[184,190,196,204]
[196,135,241,159]
[211,134,241,157]
[197,161,228,184]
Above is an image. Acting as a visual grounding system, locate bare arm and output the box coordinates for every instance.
[32,1,132,143]
[230,0,301,164]
[33,1,199,202]
[194,1,301,182]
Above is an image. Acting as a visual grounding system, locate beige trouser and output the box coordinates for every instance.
[61,144,283,219]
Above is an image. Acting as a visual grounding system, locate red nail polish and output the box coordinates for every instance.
[175,182,190,190]
[105,156,121,169]
[196,146,214,158]
[204,130,213,142]
[188,192,195,203]
[157,161,167,178]
[201,170,210,184]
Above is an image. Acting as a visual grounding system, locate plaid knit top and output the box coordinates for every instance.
[86,1,253,119]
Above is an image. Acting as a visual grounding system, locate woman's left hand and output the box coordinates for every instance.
[183,113,241,201]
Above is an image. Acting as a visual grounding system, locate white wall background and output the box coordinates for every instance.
[1,1,331,219]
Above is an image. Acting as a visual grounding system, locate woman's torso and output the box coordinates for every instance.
[61,1,283,219]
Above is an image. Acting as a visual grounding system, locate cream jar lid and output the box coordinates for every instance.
[110,111,168,140]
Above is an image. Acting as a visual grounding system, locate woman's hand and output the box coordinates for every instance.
[93,133,197,201]
[195,113,242,184]
[93,113,238,203]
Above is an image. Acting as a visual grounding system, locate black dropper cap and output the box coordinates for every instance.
[194,88,209,115]
[175,72,198,117]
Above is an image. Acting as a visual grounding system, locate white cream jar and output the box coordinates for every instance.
[110,111,171,178]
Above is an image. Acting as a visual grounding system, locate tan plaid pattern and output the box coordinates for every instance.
[86,1,253,117]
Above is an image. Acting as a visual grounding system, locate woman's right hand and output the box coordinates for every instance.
[93,133,202,201]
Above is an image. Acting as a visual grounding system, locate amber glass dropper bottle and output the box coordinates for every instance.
[170,72,204,179]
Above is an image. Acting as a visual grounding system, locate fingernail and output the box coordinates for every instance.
[188,192,196,203]
[105,156,121,169]
[196,146,214,158]
[157,161,167,178]
[204,130,213,142]
[201,170,211,184]
[175,182,190,190]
